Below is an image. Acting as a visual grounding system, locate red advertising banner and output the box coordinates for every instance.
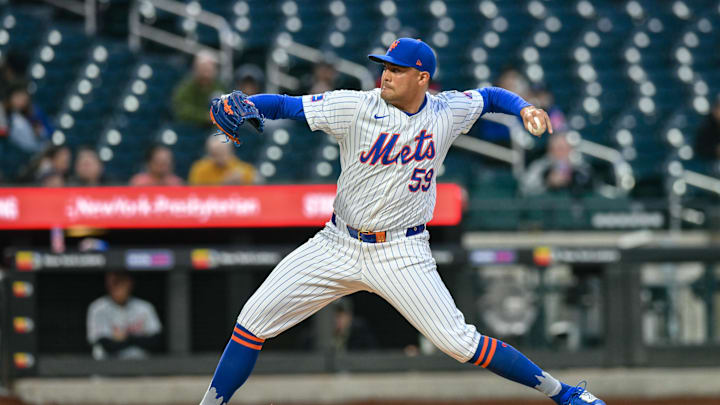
[0,184,464,229]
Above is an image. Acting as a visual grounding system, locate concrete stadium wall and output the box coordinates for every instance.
[12,368,720,404]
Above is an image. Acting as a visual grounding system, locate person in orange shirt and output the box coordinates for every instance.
[129,145,184,186]
[188,136,257,185]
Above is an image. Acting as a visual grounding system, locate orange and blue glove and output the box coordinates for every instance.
[209,90,265,146]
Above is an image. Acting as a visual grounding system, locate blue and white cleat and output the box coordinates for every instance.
[560,382,606,405]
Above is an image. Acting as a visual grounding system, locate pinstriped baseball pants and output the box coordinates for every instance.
[237,220,481,362]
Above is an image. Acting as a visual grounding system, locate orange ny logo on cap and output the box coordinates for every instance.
[388,40,399,52]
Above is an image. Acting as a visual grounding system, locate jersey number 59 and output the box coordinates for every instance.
[409,168,434,192]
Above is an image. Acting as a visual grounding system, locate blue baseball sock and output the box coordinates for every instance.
[199,324,264,405]
[470,335,572,404]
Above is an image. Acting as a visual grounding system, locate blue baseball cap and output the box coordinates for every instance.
[369,38,436,79]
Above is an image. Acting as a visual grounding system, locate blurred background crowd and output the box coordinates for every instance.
[0,0,717,217]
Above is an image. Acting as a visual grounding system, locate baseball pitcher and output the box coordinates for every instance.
[200,38,604,405]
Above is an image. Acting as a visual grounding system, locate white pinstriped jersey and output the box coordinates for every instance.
[232,88,489,375]
[302,88,484,231]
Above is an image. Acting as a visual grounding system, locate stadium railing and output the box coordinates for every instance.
[128,0,236,83]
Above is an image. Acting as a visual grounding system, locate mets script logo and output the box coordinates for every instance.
[388,40,400,52]
[359,130,435,165]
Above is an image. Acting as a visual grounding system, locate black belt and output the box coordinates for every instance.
[331,213,425,243]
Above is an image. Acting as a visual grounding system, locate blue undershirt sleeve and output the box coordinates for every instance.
[248,94,306,121]
[478,87,531,117]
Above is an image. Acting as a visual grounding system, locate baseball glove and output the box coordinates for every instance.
[209,90,265,146]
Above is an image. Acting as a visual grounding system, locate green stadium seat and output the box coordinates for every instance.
[522,192,588,230]
[465,199,522,231]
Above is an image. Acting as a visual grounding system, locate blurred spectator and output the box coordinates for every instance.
[3,83,53,154]
[304,54,361,93]
[87,271,162,360]
[0,89,7,138]
[428,81,442,95]
[234,64,265,96]
[521,133,594,196]
[0,50,29,97]
[496,66,531,100]
[35,145,71,182]
[129,145,184,186]
[307,61,339,94]
[38,170,65,187]
[188,136,256,185]
[333,299,377,352]
[68,146,106,186]
[473,68,532,146]
[171,51,225,126]
[694,94,720,161]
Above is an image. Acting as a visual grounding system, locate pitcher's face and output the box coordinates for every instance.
[380,62,427,105]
